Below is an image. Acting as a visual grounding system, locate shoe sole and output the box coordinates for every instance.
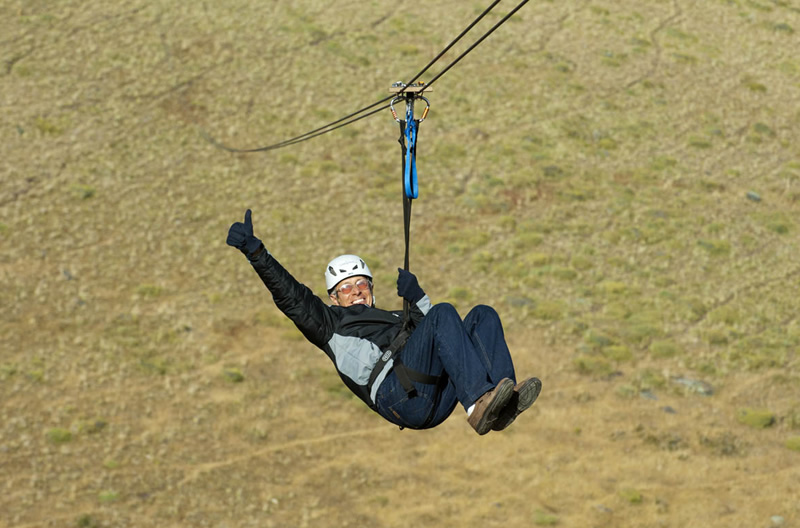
[473,378,515,435]
[517,377,542,412]
[492,377,542,431]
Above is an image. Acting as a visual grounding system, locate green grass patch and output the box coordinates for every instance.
[571,255,594,271]
[786,437,800,452]
[672,53,699,65]
[574,355,613,377]
[616,384,637,398]
[685,298,708,322]
[542,165,566,179]
[254,309,295,328]
[772,22,794,33]
[446,228,491,254]
[621,323,662,346]
[666,27,698,43]
[635,369,667,391]
[447,287,471,303]
[728,343,789,371]
[139,357,169,376]
[27,369,44,382]
[651,156,678,171]
[597,280,628,295]
[742,75,768,92]
[533,510,560,525]
[650,340,680,358]
[46,428,73,444]
[736,408,776,429]
[705,329,729,346]
[788,404,800,430]
[604,302,632,320]
[281,327,306,341]
[709,306,741,326]
[688,136,713,149]
[752,122,776,138]
[697,239,731,256]
[34,116,64,135]
[524,252,552,267]
[699,432,746,456]
[584,330,614,350]
[765,217,792,235]
[76,514,100,528]
[325,379,358,401]
[1,363,17,379]
[619,488,643,504]
[97,490,119,503]
[700,180,726,193]
[513,232,545,249]
[70,184,96,199]
[532,300,565,321]
[471,251,494,273]
[223,368,245,383]
[136,284,164,298]
[603,345,633,362]
[78,420,107,435]
[371,495,390,507]
[550,266,578,280]
[640,429,688,452]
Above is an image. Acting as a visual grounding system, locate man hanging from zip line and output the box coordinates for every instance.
[226,209,541,435]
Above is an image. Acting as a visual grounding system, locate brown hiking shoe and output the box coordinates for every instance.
[492,377,542,431]
[467,378,515,435]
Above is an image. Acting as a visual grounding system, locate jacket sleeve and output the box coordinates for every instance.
[406,294,432,328]
[248,250,336,349]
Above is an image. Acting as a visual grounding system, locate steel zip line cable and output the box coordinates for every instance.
[398,0,502,93]
[204,0,503,153]
[206,0,522,153]
[202,102,394,153]
[422,0,530,91]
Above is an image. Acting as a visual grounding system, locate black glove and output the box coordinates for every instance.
[397,268,425,304]
[226,209,264,259]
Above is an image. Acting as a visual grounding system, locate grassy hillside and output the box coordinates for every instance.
[2,0,800,526]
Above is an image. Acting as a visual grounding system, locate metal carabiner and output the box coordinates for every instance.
[390,81,431,123]
[390,94,430,123]
[416,96,430,123]
[390,96,404,123]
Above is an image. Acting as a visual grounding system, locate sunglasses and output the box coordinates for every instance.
[336,278,371,295]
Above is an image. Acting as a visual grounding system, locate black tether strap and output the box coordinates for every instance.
[399,118,415,330]
[365,118,442,402]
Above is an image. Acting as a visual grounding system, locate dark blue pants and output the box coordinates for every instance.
[374,304,517,429]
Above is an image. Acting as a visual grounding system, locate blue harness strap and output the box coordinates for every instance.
[404,104,419,199]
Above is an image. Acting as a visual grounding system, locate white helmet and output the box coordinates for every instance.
[325,254,373,293]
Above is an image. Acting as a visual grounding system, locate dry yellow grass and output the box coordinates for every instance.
[2,0,800,526]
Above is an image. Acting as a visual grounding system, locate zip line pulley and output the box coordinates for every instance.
[390,82,430,200]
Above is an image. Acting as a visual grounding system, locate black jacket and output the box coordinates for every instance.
[249,250,432,407]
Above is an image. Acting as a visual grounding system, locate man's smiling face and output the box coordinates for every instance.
[329,276,373,308]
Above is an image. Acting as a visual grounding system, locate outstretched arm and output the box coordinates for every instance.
[227,210,335,348]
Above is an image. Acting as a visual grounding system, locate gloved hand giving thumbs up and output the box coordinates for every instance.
[226,209,265,260]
